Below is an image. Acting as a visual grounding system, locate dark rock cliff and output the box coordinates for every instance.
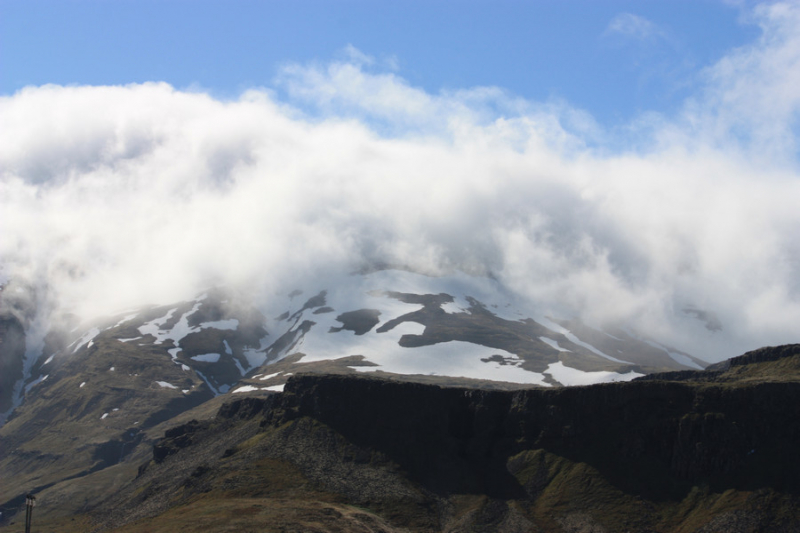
[103,345,800,532]
[259,366,800,500]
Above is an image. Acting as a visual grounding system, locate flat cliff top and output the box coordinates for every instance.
[636,343,800,385]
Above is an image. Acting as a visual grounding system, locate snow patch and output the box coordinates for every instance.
[353,340,550,386]
[101,413,109,420]
[539,337,570,352]
[441,301,466,314]
[294,314,424,364]
[255,272,553,385]
[199,319,239,330]
[191,353,220,363]
[233,384,284,393]
[537,317,631,364]
[242,334,271,369]
[195,370,219,395]
[162,302,203,344]
[156,381,178,389]
[259,372,282,381]
[118,336,142,343]
[112,313,139,328]
[138,303,203,346]
[363,270,537,323]
[79,381,86,388]
[138,305,241,364]
[233,357,247,376]
[71,327,100,353]
[137,308,178,341]
[644,340,704,370]
[544,361,643,386]
[24,374,48,394]
[669,351,704,370]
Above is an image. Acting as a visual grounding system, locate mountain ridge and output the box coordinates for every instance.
[89,343,800,532]
[2,344,798,532]
[0,271,736,531]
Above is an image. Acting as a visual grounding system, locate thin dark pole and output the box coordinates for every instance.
[24,494,35,533]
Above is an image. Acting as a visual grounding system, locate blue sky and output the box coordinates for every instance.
[1,0,760,127]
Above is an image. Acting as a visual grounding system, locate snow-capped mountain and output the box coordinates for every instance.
[0,268,712,526]
[2,269,707,426]
[238,269,705,390]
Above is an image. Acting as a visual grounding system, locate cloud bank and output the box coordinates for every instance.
[2,3,800,361]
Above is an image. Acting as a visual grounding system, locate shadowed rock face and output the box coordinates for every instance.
[0,314,25,415]
[7,345,800,532]
[93,345,800,532]
[266,363,800,500]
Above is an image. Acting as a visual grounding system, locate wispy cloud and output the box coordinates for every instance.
[605,12,664,41]
[2,4,800,362]
[682,1,800,162]
[339,44,375,67]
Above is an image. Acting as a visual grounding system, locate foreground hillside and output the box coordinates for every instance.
[5,344,798,532]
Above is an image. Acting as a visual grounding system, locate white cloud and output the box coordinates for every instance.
[2,4,800,363]
[339,44,375,67]
[681,1,800,162]
[605,13,663,40]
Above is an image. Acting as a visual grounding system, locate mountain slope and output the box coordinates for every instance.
[0,270,711,529]
[2,270,706,412]
[0,313,25,417]
[71,344,800,533]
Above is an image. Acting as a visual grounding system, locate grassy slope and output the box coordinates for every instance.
[4,346,800,532]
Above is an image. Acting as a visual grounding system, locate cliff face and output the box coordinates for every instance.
[100,345,800,533]
[267,368,800,500]
[9,345,800,532]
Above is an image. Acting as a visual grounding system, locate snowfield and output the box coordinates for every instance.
[245,270,651,387]
[544,361,642,386]
[8,269,704,411]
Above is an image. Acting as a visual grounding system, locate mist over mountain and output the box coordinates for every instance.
[3,3,800,531]
[2,4,800,371]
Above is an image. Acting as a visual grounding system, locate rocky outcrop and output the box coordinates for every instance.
[261,370,800,499]
[711,343,800,369]
[152,419,211,464]
[96,344,800,531]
